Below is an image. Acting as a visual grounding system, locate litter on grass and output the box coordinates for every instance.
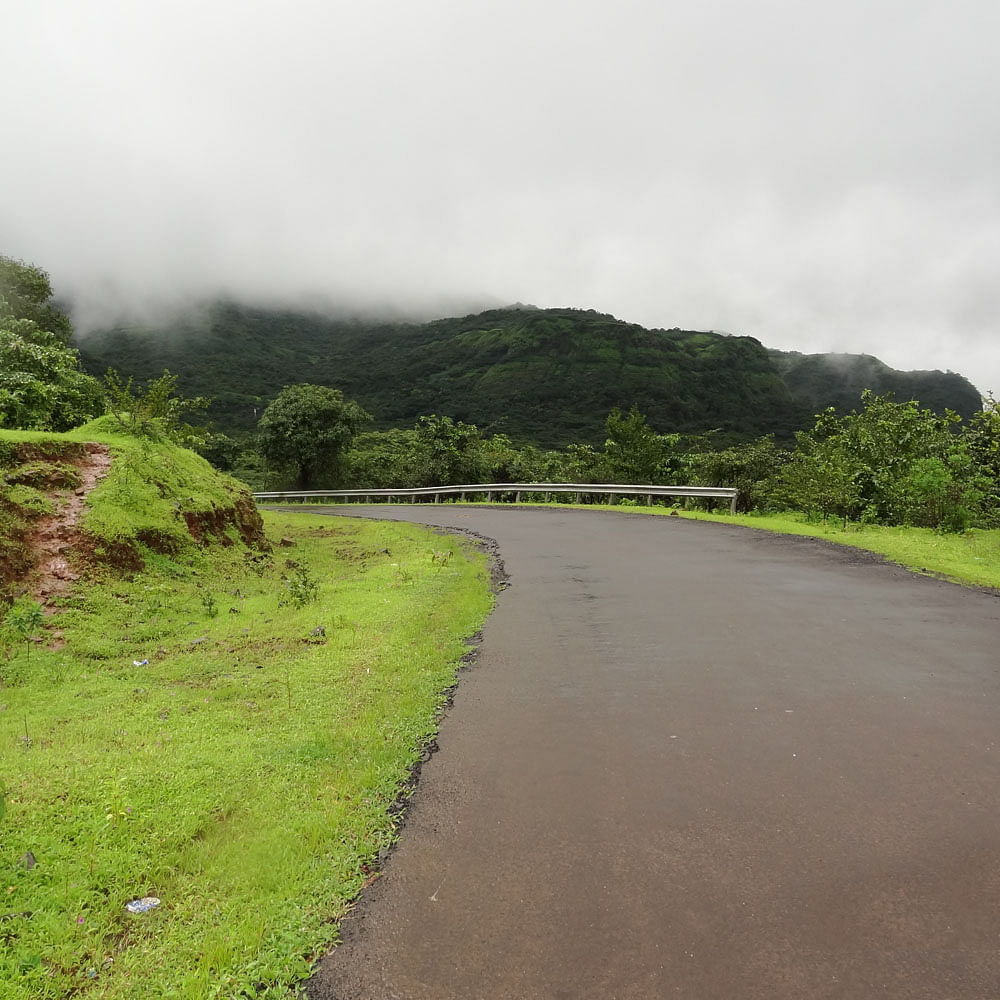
[133,659,149,666]
[125,896,161,914]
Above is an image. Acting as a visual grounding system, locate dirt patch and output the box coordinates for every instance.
[183,498,271,551]
[28,443,112,612]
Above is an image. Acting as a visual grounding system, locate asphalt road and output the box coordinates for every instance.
[294,506,1000,1000]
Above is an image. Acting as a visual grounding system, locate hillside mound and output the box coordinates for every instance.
[0,417,269,609]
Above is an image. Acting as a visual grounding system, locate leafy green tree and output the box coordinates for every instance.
[0,256,72,345]
[774,392,982,528]
[0,322,103,431]
[0,262,103,431]
[772,431,863,525]
[103,369,209,445]
[347,428,421,489]
[602,405,680,483]
[258,384,371,488]
[2,598,45,660]
[412,415,488,486]
[691,436,788,512]
[561,442,602,483]
[963,395,1000,526]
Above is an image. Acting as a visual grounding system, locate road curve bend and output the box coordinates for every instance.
[294,506,1000,1000]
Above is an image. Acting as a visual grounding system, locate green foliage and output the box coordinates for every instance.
[0,255,73,345]
[285,562,319,607]
[257,384,371,489]
[347,427,422,488]
[0,319,104,432]
[2,598,45,660]
[413,414,489,486]
[347,423,565,489]
[771,392,983,529]
[103,368,209,445]
[771,349,982,424]
[602,404,681,483]
[691,436,788,512]
[78,303,977,449]
[0,257,101,432]
[963,395,1000,525]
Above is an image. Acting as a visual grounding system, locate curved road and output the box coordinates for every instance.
[296,506,1000,1000]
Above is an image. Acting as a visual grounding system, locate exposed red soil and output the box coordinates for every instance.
[28,443,112,614]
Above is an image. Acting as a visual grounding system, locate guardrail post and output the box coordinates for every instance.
[646,494,652,506]
[730,494,738,514]
[434,493,440,503]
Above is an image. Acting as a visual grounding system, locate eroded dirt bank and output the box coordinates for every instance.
[29,443,112,608]
[299,506,1000,1000]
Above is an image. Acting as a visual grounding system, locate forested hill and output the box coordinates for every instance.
[76,303,982,447]
[769,349,981,420]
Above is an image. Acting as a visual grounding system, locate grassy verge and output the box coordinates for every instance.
[285,499,1000,592]
[2,499,492,996]
[667,508,1000,591]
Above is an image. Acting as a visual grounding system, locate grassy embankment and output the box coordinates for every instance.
[0,421,493,999]
[671,508,1000,591]
[582,501,998,590]
[292,496,1000,592]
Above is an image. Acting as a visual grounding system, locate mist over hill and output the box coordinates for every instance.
[76,303,983,447]
[768,350,981,424]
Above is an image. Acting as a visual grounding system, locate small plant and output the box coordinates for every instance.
[104,778,131,829]
[429,549,453,569]
[391,563,413,585]
[2,599,45,659]
[199,592,219,618]
[286,563,319,608]
[103,368,210,445]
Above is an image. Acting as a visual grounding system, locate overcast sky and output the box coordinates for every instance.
[2,1,998,395]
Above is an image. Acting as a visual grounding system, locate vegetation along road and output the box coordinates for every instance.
[298,504,1000,1000]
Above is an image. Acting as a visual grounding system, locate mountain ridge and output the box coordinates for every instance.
[76,303,983,447]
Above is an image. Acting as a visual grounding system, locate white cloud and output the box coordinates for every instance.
[2,0,997,394]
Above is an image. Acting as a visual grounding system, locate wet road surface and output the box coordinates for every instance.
[293,506,1000,1000]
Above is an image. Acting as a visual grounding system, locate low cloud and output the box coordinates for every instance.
[2,0,997,395]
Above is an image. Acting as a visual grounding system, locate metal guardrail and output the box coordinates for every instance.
[253,482,739,514]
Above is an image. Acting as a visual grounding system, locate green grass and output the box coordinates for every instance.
[1,431,494,998]
[667,508,1000,591]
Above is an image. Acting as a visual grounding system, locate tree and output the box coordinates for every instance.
[773,392,982,528]
[103,369,209,445]
[963,395,1000,526]
[0,256,72,345]
[347,428,421,489]
[0,292,104,431]
[411,415,488,487]
[257,384,371,488]
[691,436,788,512]
[602,405,680,483]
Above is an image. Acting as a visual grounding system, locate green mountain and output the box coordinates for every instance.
[76,303,982,446]
[769,349,981,420]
